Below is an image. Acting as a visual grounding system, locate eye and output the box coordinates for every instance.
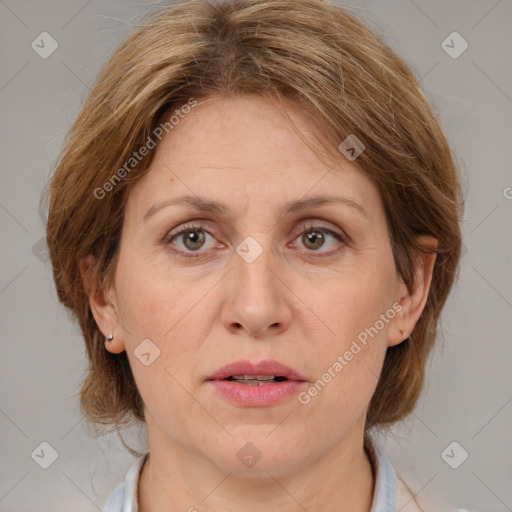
[163,221,347,260]
[291,223,346,256]
[163,223,221,259]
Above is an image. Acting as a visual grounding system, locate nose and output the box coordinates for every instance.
[220,240,292,339]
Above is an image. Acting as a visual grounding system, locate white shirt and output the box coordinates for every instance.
[102,444,425,511]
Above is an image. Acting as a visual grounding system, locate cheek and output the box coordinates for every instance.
[308,259,396,344]
[114,245,197,336]
[113,256,215,390]
[114,272,205,434]
[301,258,396,405]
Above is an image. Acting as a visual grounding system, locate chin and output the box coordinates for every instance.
[201,426,313,477]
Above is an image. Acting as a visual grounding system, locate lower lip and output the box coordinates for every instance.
[207,380,307,407]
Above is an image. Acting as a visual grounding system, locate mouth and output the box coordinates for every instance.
[205,360,308,407]
[206,359,308,383]
[223,374,290,385]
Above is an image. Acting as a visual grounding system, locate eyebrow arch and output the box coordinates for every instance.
[143,194,368,222]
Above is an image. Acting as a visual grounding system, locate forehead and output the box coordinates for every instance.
[124,95,381,220]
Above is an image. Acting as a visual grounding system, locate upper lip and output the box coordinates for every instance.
[206,359,308,382]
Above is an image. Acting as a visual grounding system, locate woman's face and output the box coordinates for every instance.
[96,95,421,475]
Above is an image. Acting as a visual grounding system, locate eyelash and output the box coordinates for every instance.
[163,221,348,260]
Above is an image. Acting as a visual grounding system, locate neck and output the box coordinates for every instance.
[138,424,375,512]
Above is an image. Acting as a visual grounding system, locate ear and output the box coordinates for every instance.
[388,235,438,347]
[80,254,126,354]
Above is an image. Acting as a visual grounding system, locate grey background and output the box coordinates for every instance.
[0,0,511,510]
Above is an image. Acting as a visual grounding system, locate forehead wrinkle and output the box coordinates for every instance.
[142,193,368,223]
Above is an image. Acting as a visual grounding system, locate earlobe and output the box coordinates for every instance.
[388,235,438,347]
[103,331,126,354]
[80,254,126,354]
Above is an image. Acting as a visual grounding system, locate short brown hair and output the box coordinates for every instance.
[44,0,463,444]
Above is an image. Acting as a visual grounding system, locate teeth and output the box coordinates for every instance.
[231,374,277,381]
[229,374,281,385]
[239,380,275,386]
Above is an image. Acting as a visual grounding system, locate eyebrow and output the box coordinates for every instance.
[143,194,368,222]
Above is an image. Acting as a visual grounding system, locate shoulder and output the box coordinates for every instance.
[102,482,125,512]
[396,475,426,512]
[395,471,482,512]
[102,452,149,512]
[368,441,452,512]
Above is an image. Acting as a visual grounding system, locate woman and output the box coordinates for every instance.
[44,0,463,510]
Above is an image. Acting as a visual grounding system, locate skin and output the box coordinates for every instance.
[82,94,437,511]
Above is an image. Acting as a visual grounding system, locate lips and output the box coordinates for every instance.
[206,360,308,383]
[206,359,309,406]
